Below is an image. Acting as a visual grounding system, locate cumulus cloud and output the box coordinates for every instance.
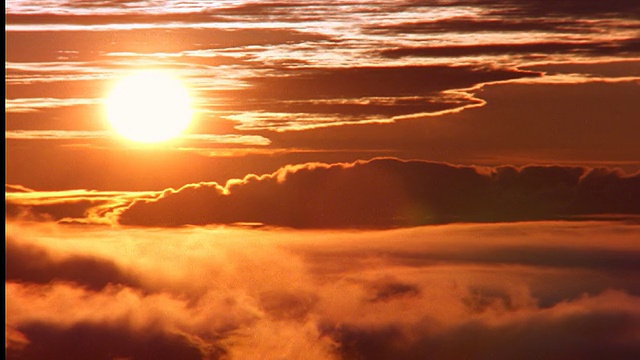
[118,158,640,228]
[6,220,640,359]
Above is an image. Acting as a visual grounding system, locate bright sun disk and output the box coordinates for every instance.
[105,70,193,143]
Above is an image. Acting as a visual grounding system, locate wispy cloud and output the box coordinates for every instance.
[5,130,270,146]
[6,188,157,224]
[6,0,638,137]
[6,98,101,112]
[5,130,111,140]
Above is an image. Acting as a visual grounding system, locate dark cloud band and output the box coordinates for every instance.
[119,158,640,228]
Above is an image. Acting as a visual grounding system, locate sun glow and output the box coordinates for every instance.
[105,70,193,143]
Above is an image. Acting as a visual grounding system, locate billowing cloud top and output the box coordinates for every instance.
[118,158,640,228]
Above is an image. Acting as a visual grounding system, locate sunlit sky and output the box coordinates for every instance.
[7,0,640,189]
[5,1,640,359]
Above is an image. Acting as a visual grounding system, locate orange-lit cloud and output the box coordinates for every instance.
[5,130,271,147]
[7,158,640,227]
[5,188,154,224]
[116,158,640,228]
[6,220,640,359]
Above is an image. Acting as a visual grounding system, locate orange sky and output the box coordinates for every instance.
[5,1,640,359]
[6,1,640,194]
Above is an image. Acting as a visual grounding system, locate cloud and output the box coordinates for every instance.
[6,199,106,222]
[4,130,270,147]
[5,130,110,140]
[489,0,640,17]
[5,189,153,224]
[5,98,101,113]
[7,0,636,140]
[118,158,640,228]
[5,27,328,61]
[224,65,537,130]
[257,78,640,176]
[365,17,581,35]
[6,236,141,291]
[328,292,640,360]
[525,60,640,78]
[5,220,640,359]
[366,278,422,303]
[381,40,640,59]
[9,321,210,360]
[242,66,530,100]
[6,184,34,193]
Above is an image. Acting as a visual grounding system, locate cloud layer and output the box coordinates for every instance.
[118,158,640,228]
[6,0,639,136]
[6,220,640,359]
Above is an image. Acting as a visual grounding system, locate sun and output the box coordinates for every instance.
[105,70,194,143]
